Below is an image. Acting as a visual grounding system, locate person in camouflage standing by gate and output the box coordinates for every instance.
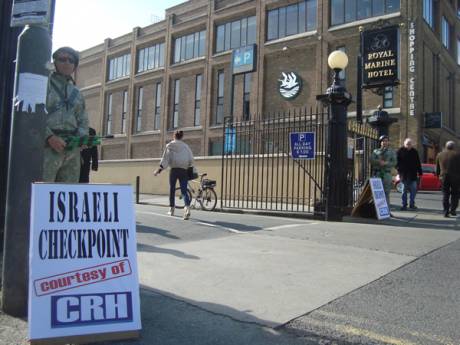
[43,46,88,182]
[370,135,397,207]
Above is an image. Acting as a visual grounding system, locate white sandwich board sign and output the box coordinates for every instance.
[28,183,141,344]
[369,177,391,220]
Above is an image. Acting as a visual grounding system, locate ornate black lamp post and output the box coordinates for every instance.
[367,105,398,138]
[317,51,352,221]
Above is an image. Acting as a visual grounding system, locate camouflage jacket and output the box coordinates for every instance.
[45,72,88,139]
[371,147,397,175]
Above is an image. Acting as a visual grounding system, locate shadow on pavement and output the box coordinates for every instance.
[88,286,366,345]
[199,220,262,232]
[137,243,200,260]
[135,224,180,240]
[345,212,459,231]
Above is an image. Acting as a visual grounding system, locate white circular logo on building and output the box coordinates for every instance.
[278,72,302,99]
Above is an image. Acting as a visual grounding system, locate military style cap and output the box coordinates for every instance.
[52,46,79,67]
[379,135,389,142]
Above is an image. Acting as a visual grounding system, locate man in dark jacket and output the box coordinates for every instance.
[396,138,422,210]
[436,141,460,217]
[79,127,98,183]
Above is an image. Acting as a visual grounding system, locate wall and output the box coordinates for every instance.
[90,156,223,195]
[90,154,325,210]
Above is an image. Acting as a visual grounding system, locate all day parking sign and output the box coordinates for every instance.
[290,132,315,159]
[28,183,141,344]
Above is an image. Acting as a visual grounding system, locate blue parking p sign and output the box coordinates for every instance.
[290,132,315,159]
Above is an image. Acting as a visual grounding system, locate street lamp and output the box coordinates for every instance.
[316,51,353,221]
[328,49,349,70]
[326,50,349,95]
[367,104,398,137]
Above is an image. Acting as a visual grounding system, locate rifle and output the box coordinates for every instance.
[63,135,101,151]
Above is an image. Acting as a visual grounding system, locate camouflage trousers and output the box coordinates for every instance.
[43,146,81,183]
[381,172,393,205]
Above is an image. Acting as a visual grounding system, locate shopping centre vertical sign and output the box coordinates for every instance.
[408,22,416,116]
[28,183,141,344]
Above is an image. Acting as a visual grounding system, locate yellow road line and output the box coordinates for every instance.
[314,310,457,345]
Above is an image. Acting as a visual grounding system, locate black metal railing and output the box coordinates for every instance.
[221,107,329,215]
[347,120,379,206]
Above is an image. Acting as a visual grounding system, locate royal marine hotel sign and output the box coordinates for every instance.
[362,26,399,88]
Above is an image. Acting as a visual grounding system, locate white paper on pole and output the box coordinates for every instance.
[28,183,141,341]
[16,73,48,113]
[11,0,50,27]
[369,178,391,220]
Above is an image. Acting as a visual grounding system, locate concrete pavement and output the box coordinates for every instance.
[1,191,460,345]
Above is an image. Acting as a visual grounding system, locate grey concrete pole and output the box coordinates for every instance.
[1,24,51,317]
[0,0,21,245]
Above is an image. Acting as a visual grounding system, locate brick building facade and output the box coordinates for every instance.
[76,0,460,162]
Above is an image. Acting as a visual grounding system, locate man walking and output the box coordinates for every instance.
[396,138,422,210]
[371,135,397,207]
[436,141,460,217]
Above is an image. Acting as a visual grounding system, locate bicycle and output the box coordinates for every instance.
[175,173,218,211]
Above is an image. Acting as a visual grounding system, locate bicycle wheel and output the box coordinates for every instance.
[199,188,217,211]
[396,182,404,193]
[174,187,192,209]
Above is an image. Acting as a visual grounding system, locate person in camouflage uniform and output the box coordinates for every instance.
[371,135,397,206]
[43,46,88,182]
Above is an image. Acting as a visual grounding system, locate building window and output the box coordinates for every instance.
[423,0,434,27]
[106,93,112,135]
[154,83,161,130]
[215,70,225,125]
[209,140,223,156]
[194,75,202,126]
[441,17,450,49]
[383,86,393,108]
[121,90,128,134]
[172,79,180,129]
[137,42,165,73]
[331,0,400,26]
[108,53,131,81]
[173,30,206,64]
[215,16,256,53]
[267,1,317,41]
[243,73,251,121]
[135,87,143,133]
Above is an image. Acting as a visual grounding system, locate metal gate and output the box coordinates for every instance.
[220,109,378,218]
[220,108,329,215]
[347,121,379,206]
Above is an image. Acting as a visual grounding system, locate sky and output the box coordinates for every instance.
[52,0,185,52]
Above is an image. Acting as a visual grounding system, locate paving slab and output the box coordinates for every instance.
[138,233,416,327]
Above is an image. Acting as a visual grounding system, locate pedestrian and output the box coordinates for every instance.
[43,46,88,182]
[371,135,397,207]
[79,127,98,183]
[154,130,194,220]
[396,138,423,210]
[435,141,460,217]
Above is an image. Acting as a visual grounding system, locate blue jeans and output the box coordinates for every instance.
[401,179,417,207]
[169,168,190,207]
